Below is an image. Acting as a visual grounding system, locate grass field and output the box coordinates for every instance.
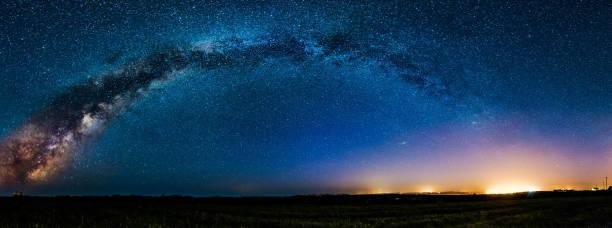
[2,191,612,227]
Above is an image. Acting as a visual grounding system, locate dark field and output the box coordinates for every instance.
[3,191,612,227]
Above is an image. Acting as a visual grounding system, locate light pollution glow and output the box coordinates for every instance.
[485,184,540,194]
[312,117,611,194]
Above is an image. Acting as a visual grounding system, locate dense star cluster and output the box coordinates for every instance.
[0,1,610,195]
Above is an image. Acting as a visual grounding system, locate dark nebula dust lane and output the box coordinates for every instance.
[0,33,477,186]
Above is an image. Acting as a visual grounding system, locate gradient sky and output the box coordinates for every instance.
[0,1,610,195]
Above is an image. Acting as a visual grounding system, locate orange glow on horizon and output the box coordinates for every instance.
[418,186,435,193]
[328,119,611,195]
[485,184,540,194]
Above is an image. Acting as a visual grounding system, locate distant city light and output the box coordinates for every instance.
[419,186,435,193]
[485,184,540,194]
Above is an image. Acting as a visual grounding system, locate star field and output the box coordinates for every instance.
[0,1,610,195]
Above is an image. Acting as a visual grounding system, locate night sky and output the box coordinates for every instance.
[0,1,610,195]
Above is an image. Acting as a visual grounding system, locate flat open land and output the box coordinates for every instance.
[2,191,612,227]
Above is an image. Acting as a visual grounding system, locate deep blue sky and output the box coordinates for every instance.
[0,1,610,195]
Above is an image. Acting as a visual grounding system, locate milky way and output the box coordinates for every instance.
[0,32,480,186]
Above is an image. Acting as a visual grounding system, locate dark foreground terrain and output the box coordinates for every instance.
[3,191,612,227]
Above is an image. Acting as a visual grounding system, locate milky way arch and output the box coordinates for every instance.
[0,33,472,186]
